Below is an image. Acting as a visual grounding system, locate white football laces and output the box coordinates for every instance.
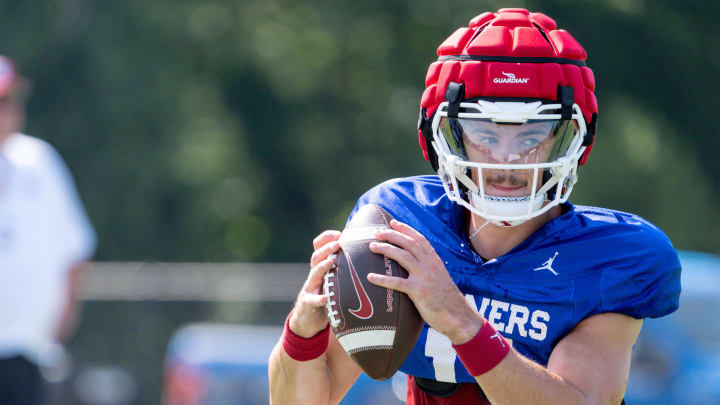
[323,257,341,328]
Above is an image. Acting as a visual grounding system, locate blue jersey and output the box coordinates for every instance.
[347,175,681,383]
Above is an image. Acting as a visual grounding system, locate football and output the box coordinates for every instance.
[323,204,423,380]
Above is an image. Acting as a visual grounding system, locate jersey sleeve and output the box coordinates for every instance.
[345,176,460,233]
[347,179,409,224]
[599,226,681,319]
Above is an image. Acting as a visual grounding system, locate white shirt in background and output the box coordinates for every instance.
[0,133,96,364]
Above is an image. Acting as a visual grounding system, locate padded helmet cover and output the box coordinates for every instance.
[418,8,598,165]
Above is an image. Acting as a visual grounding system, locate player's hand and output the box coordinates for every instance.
[289,230,341,338]
[367,220,482,345]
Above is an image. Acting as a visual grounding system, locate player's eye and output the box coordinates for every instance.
[468,135,498,146]
[519,137,542,148]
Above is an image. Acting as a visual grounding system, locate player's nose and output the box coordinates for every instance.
[487,141,519,163]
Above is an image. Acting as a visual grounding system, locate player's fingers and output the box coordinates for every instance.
[305,255,336,292]
[389,219,433,251]
[375,228,423,259]
[313,230,342,250]
[300,291,329,308]
[310,240,341,267]
[366,273,409,294]
[368,242,418,273]
[290,292,330,337]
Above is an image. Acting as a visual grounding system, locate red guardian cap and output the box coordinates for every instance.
[418,8,598,166]
[0,56,20,97]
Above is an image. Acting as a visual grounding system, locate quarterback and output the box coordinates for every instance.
[269,8,681,405]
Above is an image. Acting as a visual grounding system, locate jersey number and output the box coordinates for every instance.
[424,294,513,383]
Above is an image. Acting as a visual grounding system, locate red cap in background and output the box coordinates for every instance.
[0,56,19,97]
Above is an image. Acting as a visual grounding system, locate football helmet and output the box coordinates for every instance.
[417,8,598,226]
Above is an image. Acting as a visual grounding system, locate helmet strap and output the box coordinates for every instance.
[557,85,574,120]
[445,82,465,118]
[418,108,439,172]
[543,170,556,200]
[583,112,598,146]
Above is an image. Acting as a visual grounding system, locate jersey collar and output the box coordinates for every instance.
[504,202,577,256]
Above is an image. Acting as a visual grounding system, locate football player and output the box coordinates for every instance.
[269,8,680,405]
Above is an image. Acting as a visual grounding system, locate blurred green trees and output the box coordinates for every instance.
[2,0,718,261]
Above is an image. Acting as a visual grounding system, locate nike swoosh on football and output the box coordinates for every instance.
[346,254,374,319]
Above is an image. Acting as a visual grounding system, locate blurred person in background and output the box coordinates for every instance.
[0,56,96,404]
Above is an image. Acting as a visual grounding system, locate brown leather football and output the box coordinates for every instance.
[323,204,423,380]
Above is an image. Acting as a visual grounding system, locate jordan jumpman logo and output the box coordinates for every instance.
[533,251,559,276]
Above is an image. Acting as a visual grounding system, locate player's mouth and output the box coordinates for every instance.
[483,172,529,197]
[487,183,527,197]
[491,184,525,191]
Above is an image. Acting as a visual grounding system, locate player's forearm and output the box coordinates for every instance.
[476,349,591,405]
[268,342,334,405]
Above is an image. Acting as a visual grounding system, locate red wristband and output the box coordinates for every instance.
[452,319,511,376]
[281,312,330,361]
